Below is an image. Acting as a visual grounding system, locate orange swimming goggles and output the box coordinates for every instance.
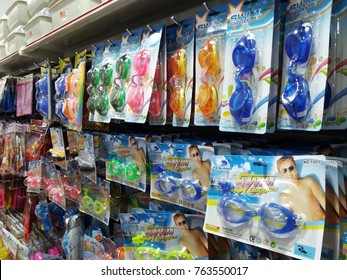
[66,70,81,97]
[197,39,221,119]
[168,48,186,118]
[63,96,78,121]
[63,71,80,121]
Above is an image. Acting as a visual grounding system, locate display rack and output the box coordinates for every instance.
[0,0,346,263]
[0,0,346,142]
[0,0,202,76]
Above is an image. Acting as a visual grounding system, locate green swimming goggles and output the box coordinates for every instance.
[135,246,193,260]
[108,159,141,181]
[110,54,131,112]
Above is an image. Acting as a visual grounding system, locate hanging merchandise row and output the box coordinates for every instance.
[83,0,345,132]
[1,0,346,134]
[0,118,347,260]
[0,0,346,262]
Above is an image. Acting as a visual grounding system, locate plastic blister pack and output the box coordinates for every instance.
[148,142,214,213]
[323,0,347,130]
[119,212,207,260]
[220,0,274,134]
[105,135,147,192]
[204,154,327,260]
[125,24,164,123]
[79,177,110,225]
[166,17,195,127]
[194,4,228,126]
[277,0,333,131]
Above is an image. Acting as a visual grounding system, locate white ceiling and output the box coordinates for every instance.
[0,0,17,18]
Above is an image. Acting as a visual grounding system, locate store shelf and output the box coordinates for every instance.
[0,0,203,76]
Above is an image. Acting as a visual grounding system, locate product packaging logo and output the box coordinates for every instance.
[288,0,318,15]
[230,9,262,25]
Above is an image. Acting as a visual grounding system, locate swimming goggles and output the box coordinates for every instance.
[24,170,41,189]
[229,33,256,124]
[108,158,141,181]
[168,48,186,118]
[154,164,204,201]
[87,66,100,92]
[1,86,15,113]
[48,202,66,228]
[135,246,193,260]
[217,192,305,235]
[110,54,131,112]
[34,200,52,232]
[282,21,312,121]
[99,63,113,87]
[128,49,150,114]
[63,70,81,122]
[148,62,162,118]
[35,75,49,117]
[74,155,95,171]
[44,179,65,204]
[54,73,68,122]
[86,66,99,114]
[32,247,61,260]
[81,188,106,215]
[63,95,78,122]
[197,39,220,119]
[96,63,113,116]
[62,175,81,201]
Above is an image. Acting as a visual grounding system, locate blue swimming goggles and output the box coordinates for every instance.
[282,21,312,121]
[229,33,256,124]
[154,164,205,201]
[35,75,49,117]
[217,188,305,235]
[55,73,68,122]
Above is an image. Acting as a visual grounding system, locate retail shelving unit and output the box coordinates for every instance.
[0,0,202,76]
